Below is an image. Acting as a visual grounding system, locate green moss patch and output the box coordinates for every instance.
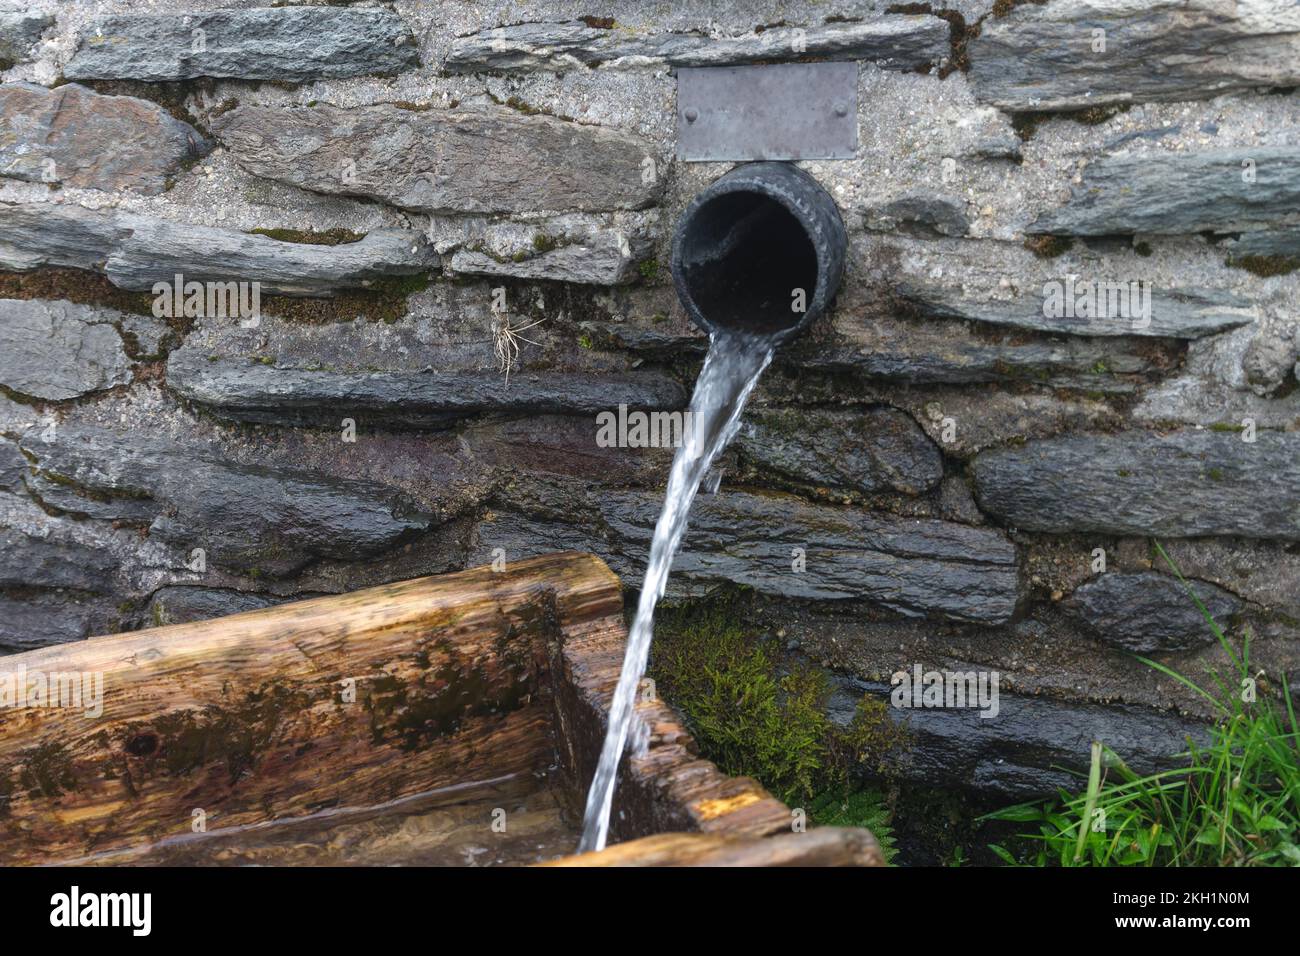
[248,227,366,246]
[650,594,909,861]
[1226,254,1300,278]
[885,4,981,76]
[1012,103,1129,141]
[78,79,205,131]
[992,0,1048,16]
[256,272,432,325]
[0,266,431,326]
[0,268,157,317]
[17,741,78,799]
[1023,235,1074,259]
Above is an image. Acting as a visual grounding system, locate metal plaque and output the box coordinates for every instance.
[676,62,859,162]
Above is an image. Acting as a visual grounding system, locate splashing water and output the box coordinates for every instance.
[578,328,777,853]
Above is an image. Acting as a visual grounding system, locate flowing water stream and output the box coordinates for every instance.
[578,328,779,853]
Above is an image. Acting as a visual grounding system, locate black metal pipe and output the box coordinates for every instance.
[670,162,846,344]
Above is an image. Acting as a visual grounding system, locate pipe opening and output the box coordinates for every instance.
[671,162,847,345]
[676,193,819,338]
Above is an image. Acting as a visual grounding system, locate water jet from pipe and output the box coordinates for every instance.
[579,163,846,853]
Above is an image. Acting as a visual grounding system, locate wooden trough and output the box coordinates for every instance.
[0,552,883,866]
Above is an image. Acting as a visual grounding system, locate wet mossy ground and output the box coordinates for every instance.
[649,591,906,862]
[885,781,1034,866]
[648,589,1044,865]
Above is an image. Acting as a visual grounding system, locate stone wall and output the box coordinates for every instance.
[2,0,1298,799]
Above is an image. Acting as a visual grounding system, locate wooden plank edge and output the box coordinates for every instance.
[539,827,886,867]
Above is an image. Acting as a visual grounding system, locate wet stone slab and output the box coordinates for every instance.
[64,7,420,82]
[969,0,1300,112]
[18,423,433,577]
[971,429,1300,541]
[211,102,664,216]
[444,16,949,74]
[0,298,133,401]
[0,83,209,195]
